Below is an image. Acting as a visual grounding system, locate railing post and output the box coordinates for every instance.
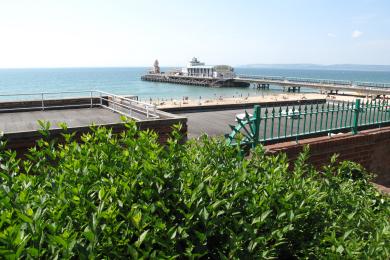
[41,93,44,111]
[252,105,261,148]
[90,91,93,108]
[352,99,361,135]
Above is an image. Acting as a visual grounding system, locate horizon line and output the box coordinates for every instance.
[1,63,390,70]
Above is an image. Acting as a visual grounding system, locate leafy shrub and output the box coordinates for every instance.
[0,122,389,259]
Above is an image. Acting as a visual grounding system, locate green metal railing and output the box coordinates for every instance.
[226,99,390,148]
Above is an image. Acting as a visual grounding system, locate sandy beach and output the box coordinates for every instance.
[152,92,385,109]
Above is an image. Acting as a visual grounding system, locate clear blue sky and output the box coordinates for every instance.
[0,0,389,68]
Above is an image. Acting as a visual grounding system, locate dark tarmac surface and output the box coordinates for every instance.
[179,109,248,139]
[0,108,124,134]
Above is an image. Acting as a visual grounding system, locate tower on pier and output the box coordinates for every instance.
[153,59,160,74]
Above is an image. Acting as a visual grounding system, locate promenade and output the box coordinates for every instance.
[0,108,123,134]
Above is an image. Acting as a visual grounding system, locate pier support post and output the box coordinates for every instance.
[255,83,270,90]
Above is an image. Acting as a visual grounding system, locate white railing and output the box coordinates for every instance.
[97,91,158,120]
[0,90,159,120]
[356,81,390,88]
[235,75,390,88]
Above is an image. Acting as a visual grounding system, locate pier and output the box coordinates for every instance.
[141,74,249,88]
[142,71,390,97]
[141,58,250,88]
[142,58,390,95]
[141,74,215,87]
[234,75,390,96]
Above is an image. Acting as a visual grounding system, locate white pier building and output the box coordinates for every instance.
[181,57,236,79]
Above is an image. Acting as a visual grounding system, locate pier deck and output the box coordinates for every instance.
[234,75,390,95]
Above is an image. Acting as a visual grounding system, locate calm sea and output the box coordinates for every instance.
[0,67,389,101]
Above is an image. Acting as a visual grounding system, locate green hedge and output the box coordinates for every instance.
[0,122,389,259]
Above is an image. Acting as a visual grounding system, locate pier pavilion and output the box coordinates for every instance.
[181,57,235,79]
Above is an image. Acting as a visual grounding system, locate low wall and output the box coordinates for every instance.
[3,115,187,154]
[0,97,106,112]
[266,126,390,187]
[0,96,140,112]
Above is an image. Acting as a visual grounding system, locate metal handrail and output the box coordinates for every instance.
[0,90,159,120]
[235,74,390,88]
[99,96,159,120]
[97,90,156,110]
[227,99,390,147]
[0,90,95,97]
[356,81,390,88]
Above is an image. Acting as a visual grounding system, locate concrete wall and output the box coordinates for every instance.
[266,126,390,187]
[0,97,105,112]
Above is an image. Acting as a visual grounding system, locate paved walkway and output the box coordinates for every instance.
[179,109,246,138]
[0,108,123,134]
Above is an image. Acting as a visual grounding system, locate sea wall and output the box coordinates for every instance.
[161,99,326,113]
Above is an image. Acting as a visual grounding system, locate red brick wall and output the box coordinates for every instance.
[266,126,390,187]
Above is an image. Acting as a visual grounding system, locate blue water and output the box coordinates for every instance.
[0,67,389,101]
